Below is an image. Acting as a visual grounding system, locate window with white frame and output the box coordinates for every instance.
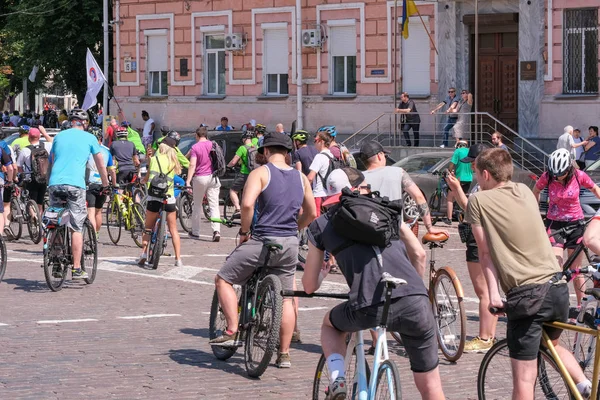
[563,8,598,94]
[263,28,289,95]
[146,32,168,96]
[401,19,430,96]
[329,25,357,95]
[204,34,226,95]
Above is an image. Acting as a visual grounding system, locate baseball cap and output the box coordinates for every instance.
[162,136,178,148]
[460,143,487,163]
[28,127,41,140]
[359,140,390,160]
[258,132,293,154]
[322,167,365,207]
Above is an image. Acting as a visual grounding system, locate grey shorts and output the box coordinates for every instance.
[217,236,298,291]
[329,294,439,373]
[48,185,87,233]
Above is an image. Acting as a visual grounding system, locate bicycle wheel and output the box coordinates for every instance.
[209,286,242,361]
[374,360,402,400]
[537,346,575,400]
[298,228,308,264]
[8,198,23,240]
[202,195,211,220]
[25,200,42,244]
[130,203,145,248]
[43,228,68,292]
[0,236,7,282]
[245,274,283,378]
[222,193,237,221]
[132,188,147,208]
[427,192,441,225]
[312,347,371,400]
[81,219,98,284]
[177,192,193,233]
[106,200,122,244]
[560,307,596,378]
[150,214,165,270]
[432,268,466,362]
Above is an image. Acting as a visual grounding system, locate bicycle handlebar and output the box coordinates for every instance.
[209,216,241,228]
[547,218,592,239]
[281,290,350,299]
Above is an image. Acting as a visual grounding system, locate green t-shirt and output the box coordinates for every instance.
[12,136,31,153]
[251,137,259,147]
[451,147,473,182]
[236,145,251,175]
[127,127,146,155]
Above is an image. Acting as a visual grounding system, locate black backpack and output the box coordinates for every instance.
[148,157,173,198]
[209,141,226,178]
[329,188,403,254]
[27,144,49,184]
[317,152,344,188]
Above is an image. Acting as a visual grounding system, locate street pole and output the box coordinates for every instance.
[22,78,28,112]
[103,0,109,123]
[474,0,479,142]
[393,0,398,145]
[295,0,303,130]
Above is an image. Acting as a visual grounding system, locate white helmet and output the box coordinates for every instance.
[548,148,572,177]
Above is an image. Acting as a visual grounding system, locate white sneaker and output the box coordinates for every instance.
[174,259,184,267]
[137,253,147,266]
[439,144,446,148]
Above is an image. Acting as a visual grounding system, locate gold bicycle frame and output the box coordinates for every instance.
[542,320,600,400]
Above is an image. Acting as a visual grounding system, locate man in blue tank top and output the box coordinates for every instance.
[210,133,316,369]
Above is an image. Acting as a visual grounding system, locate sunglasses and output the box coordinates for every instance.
[461,91,468,94]
[448,91,455,93]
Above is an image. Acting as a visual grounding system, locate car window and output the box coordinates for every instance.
[178,136,195,155]
[585,159,600,172]
[393,155,448,173]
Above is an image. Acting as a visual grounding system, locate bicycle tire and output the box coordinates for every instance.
[43,228,68,292]
[150,212,165,270]
[222,193,237,221]
[0,236,7,282]
[427,192,441,225]
[537,346,575,400]
[178,192,193,233]
[130,202,145,248]
[312,348,371,400]
[106,200,122,245]
[202,196,211,220]
[561,307,596,376]
[81,219,98,284]
[132,188,147,208]
[245,274,283,378]
[432,268,466,362]
[374,359,402,400]
[25,200,42,244]
[208,287,242,361]
[9,197,22,240]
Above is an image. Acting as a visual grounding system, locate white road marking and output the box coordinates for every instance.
[118,314,181,320]
[0,323,9,326]
[97,261,214,285]
[204,254,229,257]
[37,319,98,324]
[201,312,211,315]
[162,266,212,279]
[8,257,42,263]
[298,307,328,311]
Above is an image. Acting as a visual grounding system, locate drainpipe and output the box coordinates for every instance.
[544,0,553,81]
[296,0,303,130]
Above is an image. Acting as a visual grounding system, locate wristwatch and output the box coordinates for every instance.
[238,229,249,236]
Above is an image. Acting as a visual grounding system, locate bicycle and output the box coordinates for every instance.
[284,273,405,399]
[8,180,42,243]
[394,231,466,362]
[40,194,98,292]
[175,185,193,233]
[143,195,170,270]
[427,170,464,224]
[208,242,284,378]
[105,185,145,248]
[222,168,242,221]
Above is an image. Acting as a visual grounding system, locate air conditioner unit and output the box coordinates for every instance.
[225,34,244,51]
[302,29,322,48]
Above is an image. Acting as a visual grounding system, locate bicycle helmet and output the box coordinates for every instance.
[548,148,572,177]
[60,120,72,130]
[456,140,468,148]
[291,130,309,142]
[317,125,337,137]
[116,126,128,138]
[166,130,181,145]
[68,108,89,122]
[255,124,267,134]
[242,131,254,140]
[88,126,103,141]
[18,125,31,135]
[160,126,170,136]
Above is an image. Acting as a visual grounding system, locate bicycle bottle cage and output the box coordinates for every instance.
[42,207,71,227]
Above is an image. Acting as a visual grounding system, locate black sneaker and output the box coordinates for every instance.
[441,217,452,225]
[72,268,89,280]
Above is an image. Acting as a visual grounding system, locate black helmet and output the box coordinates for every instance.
[68,108,89,122]
[166,130,181,145]
[88,126,103,141]
[460,143,488,163]
[160,126,170,136]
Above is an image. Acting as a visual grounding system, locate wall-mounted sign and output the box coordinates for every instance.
[371,69,385,75]
[520,61,536,81]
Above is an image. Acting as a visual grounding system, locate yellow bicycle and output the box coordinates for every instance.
[105,187,145,248]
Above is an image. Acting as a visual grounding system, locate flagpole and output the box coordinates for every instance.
[103,0,109,120]
[415,6,438,56]
[393,0,399,145]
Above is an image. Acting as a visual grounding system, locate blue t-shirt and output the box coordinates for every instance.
[0,141,13,180]
[87,145,113,185]
[49,128,101,189]
[585,137,600,162]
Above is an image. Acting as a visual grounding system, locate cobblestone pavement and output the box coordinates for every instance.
[0,222,513,399]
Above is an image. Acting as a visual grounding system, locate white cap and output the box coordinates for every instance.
[249,119,256,126]
[325,169,352,196]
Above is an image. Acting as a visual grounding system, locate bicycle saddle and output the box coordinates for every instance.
[381,272,407,289]
[263,243,283,252]
[585,288,600,300]
[422,232,449,244]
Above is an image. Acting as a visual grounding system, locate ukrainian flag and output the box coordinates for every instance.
[401,0,418,39]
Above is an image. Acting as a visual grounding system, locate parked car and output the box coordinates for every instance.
[396,151,539,220]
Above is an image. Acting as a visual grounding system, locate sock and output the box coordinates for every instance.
[326,353,345,382]
[576,380,592,396]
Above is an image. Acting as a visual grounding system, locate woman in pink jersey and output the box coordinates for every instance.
[533,149,600,305]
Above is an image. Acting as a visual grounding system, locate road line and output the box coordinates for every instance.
[98,261,214,285]
[298,307,328,311]
[118,314,181,320]
[162,266,208,280]
[204,254,229,257]
[0,323,9,326]
[201,312,211,315]
[8,257,42,263]
[37,319,98,324]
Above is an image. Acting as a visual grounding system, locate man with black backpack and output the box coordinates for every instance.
[16,126,53,214]
[307,129,339,216]
[226,131,256,214]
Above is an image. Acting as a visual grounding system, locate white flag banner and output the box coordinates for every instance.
[28,65,38,82]
[82,48,106,110]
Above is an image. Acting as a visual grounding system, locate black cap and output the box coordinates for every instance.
[162,136,178,148]
[460,143,487,163]
[258,133,293,154]
[359,140,390,160]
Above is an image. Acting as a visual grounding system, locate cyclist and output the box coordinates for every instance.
[463,148,590,399]
[15,126,53,214]
[86,128,117,235]
[302,167,445,400]
[533,148,600,306]
[11,125,32,156]
[317,126,352,167]
[137,137,183,268]
[226,131,255,214]
[121,121,146,160]
[307,129,335,216]
[252,123,266,147]
[47,109,109,280]
[110,126,140,186]
[1,138,16,237]
[443,140,472,225]
[153,129,189,169]
[210,133,316,369]
[291,130,318,176]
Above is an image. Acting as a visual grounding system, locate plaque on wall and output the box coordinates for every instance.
[520,61,537,80]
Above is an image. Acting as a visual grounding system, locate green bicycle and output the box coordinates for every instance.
[105,186,145,247]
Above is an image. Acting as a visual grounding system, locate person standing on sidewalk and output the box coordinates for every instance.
[491,131,509,151]
[584,126,600,168]
[186,126,221,242]
[431,87,458,148]
[395,92,421,147]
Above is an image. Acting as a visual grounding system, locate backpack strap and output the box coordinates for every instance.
[316,152,335,186]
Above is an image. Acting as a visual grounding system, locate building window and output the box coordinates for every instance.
[147,34,168,96]
[402,19,430,96]
[329,25,357,95]
[563,8,598,94]
[205,34,226,95]
[263,28,289,95]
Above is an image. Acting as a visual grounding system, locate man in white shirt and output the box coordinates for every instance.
[141,110,155,148]
[557,125,587,161]
[307,130,335,216]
